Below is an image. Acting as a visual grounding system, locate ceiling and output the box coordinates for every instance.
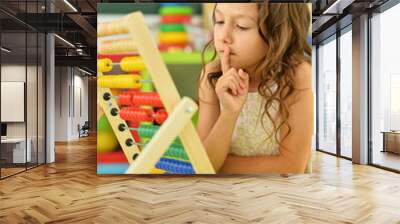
[312,0,392,44]
[0,0,98,74]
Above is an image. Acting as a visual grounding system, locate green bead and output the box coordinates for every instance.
[141,135,188,161]
[160,24,186,32]
[159,6,193,15]
[137,124,182,145]
[138,124,159,138]
[164,143,189,161]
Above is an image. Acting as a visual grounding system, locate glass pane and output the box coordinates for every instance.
[371,3,400,171]
[27,31,38,169]
[38,32,45,165]
[318,37,337,154]
[340,29,352,158]
[0,0,46,178]
[1,22,27,178]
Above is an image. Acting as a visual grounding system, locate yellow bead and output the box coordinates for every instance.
[158,32,188,44]
[97,74,142,89]
[120,56,146,72]
[97,58,113,73]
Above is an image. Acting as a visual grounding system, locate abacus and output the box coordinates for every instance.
[97,11,215,174]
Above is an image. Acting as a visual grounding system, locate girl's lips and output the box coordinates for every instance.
[219,50,235,55]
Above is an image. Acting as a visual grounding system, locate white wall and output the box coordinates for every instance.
[71,72,89,139]
[1,64,26,81]
[1,65,27,138]
[54,67,89,141]
[54,66,69,141]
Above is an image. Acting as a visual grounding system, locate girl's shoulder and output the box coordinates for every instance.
[292,61,312,90]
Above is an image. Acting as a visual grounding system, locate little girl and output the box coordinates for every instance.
[198,2,313,173]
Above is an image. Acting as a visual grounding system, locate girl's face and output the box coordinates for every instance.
[213,3,267,72]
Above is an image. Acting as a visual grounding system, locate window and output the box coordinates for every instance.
[0,1,47,179]
[339,28,352,158]
[317,36,337,154]
[371,2,400,171]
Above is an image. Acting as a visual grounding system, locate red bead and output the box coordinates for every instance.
[131,92,163,108]
[154,109,168,124]
[159,43,188,52]
[118,92,164,107]
[161,15,191,24]
[120,107,154,122]
[118,92,132,106]
[127,120,140,142]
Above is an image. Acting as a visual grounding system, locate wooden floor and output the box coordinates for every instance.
[0,135,400,223]
[0,167,26,177]
[1,163,44,178]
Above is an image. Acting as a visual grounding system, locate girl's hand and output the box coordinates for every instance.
[215,46,249,115]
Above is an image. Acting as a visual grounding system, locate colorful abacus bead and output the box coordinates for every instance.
[159,6,193,16]
[155,158,194,174]
[120,56,146,72]
[97,74,142,89]
[137,124,159,140]
[154,109,168,124]
[138,124,182,145]
[98,58,113,72]
[131,92,163,108]
[161,15,191,24]
[120,107,154,123]
[163,143,189,161]
[159,24,185,32]
[140,138,188,161]
[118,91,133,106]
[158,43,188,51]
[127,120,141,143]
[158,32,188,45]
[120,108,168,125]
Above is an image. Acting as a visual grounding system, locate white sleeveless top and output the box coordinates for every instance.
[230,91,280,156]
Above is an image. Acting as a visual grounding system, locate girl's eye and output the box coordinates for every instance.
[237,25,249,30]
[215,21,224,25]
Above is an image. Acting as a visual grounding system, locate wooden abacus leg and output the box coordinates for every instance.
[98,81,141,164]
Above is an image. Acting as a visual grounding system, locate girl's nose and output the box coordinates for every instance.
[219,24,233,44]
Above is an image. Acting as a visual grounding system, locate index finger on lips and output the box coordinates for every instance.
[221,46,231,74]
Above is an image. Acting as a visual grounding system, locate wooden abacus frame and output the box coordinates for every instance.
[97,11,215,174]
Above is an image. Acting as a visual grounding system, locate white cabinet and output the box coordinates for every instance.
[1,138,32,163]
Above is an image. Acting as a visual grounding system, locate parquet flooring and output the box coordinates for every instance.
[0,135,399,223]
[1,167,25,177]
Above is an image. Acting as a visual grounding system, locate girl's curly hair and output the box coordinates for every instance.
[200,2,311,144]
